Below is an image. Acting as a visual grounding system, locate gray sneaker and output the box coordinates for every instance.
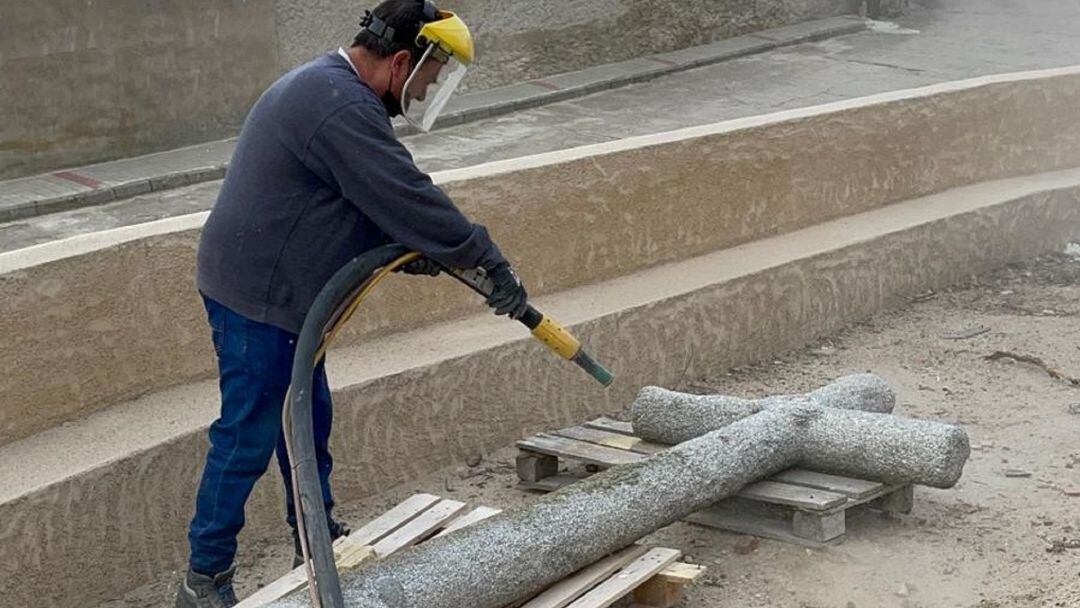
[175,566,238,608]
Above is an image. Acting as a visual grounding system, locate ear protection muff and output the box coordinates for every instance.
[360,1,440,47]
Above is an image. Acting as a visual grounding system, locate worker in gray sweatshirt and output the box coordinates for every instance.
[179,2,525,606]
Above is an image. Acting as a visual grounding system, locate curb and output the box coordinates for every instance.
[0,16,866,224]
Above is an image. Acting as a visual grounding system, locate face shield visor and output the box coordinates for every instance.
[400,42,467,132]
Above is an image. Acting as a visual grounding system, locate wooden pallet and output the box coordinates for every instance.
[516,417,915,547]
[237,493,704,608]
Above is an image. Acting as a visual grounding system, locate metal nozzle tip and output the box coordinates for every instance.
[572,350,615,387]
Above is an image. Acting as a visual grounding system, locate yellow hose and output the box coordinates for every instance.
[315,252,420,360]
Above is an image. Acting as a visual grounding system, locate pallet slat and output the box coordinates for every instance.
[334,542,376,571]
[521,472,847,513]
[736,480,848,511]
[520,546,649,608]
[236,537,378,607]
[583,417,635,436]
[517,434,646,467]
[235,568,308,608]
[436,506,502,538]
[567,548,682,608]
[237,494,445,608]
[350,493,442,546]
[654,562,706,585]
[684,504,844,548]
[553,426,667,455]
[772,469,884,499]
[372,499,466,557]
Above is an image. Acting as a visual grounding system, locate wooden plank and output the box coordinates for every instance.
[631,561,706,606]
[350,493,442,546]
[684,503,843,548]
[654,562,705,585]
[567,548,682,608]
[334,543,376,571]
[553,426,667,455]
[435,506,502,538]
[520,545,649,608]
[737,480,848,511]
[517,434,646,467]
[771,469,884,499]
[583,417,635,436]
[238,492,440,608]
[235,567,309,607]
[372,499,467,557]
[236,539,377,607]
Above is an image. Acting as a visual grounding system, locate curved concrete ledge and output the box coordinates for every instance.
[2,168,1078,607]
[3,66,1080,447]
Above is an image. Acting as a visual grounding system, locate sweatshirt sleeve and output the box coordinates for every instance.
[303,99,507,270]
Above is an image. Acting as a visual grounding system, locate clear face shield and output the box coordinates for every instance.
[400,43,467,132]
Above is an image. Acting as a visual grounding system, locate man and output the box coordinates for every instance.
[177,2,527,606]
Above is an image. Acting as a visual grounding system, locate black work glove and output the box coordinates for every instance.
[486,263,528,319]
[396,257,441,277]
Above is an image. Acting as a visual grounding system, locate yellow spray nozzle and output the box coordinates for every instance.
[529,313,614,387]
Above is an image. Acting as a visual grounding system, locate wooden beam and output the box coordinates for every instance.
[517,452,559,482]
[516,434,646,467]
[738,480,848,511]
[519,545,649,608]
[583,418,635,436]
[771,469,884,499]
[436,506,502,538]
[552,426,667,455]
[566,548,682,608]
[350,493,442,546]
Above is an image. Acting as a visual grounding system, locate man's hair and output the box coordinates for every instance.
[352,0,436,60]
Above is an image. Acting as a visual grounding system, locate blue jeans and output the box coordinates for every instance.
[188,295,335,575]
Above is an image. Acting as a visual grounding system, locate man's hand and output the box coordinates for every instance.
[486,263,528,319]
[396,257,442,277]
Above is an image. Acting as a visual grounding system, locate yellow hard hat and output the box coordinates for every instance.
[417,11,474,65]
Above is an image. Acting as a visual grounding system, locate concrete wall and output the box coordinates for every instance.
[4,173,1080,608]
[0,0,280,180]
[274,0,852,92]
[2,0,852,179]
[3,67,1080,448]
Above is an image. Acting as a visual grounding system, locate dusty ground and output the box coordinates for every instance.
[103,252,1080,607]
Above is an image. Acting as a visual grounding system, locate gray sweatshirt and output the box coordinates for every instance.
[197,51,506,333]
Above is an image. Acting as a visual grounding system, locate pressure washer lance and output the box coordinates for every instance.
[441,265,615,387]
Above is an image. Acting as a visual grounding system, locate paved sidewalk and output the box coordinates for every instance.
[3,1,1080,254]
[0,17,864,224]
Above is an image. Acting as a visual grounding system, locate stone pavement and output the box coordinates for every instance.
[3,0,1080,254]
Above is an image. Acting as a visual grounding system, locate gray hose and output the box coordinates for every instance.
[287,243,411,608]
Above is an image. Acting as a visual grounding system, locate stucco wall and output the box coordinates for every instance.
[2,0,852,179]
[3,67,1080,448]
[4,177,1079,608]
